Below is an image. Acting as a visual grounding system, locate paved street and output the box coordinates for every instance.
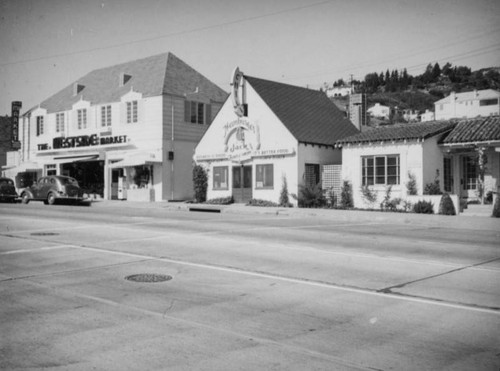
[1,201,499,371]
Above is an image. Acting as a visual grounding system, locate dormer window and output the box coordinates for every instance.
[120,73,132,87]
[73,83,85,96]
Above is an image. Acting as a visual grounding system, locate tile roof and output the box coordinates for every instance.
[441,116,500,144]
[336,121,457,146]
[245,76,359,146]
[434,89,500,105]
[39,53,228,114]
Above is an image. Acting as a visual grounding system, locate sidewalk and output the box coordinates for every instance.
[91,200,500,231]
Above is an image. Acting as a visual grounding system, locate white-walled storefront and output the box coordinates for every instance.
[194,69,358,205]
[3,53,227,202]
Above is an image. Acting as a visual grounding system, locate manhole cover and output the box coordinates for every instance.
[31,232,59,236]
[125,274,172,283]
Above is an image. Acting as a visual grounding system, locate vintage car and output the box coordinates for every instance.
[0,177,19,203]
[20,175,89,205]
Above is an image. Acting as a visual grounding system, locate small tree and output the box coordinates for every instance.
[295,183,326,208]
[438,193,456,215]
[340,180,354,208]
[406,171,418,195]
[192,165,208,203]
[279,176,291,207]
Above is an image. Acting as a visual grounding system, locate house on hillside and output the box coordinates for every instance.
[326,86,352,98]
[434,89,500,120]
[2,53,228,201]
[420,109,435,122]
[194,68,359,205]
[367,103,390,119]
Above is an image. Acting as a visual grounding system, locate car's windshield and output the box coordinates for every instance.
[0,179,14,186]
[59,177,79,186]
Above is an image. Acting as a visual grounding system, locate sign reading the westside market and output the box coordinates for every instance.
[38,134,128,151]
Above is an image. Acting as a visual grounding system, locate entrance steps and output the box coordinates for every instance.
[460,203,493,217]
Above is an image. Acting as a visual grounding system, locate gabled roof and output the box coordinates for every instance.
[441,116,500,144]
[245,76,359,146]
[39,53,228,114]
[336,121,457,146]
[434,89,500,105]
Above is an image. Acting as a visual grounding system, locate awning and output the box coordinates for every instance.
[53,154,99,163]
[108,153,162,168]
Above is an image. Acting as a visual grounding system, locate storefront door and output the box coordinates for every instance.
[232,165,252,203]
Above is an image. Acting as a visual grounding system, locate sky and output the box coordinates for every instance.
[0,0,499,115]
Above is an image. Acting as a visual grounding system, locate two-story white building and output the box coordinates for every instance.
[3,52,227,201]
[434,89,500,120]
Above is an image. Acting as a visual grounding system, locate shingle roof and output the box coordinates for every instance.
[336,121,457,146]
[441,116,500,144]
[39,53,228,113]
[245,76,359,146]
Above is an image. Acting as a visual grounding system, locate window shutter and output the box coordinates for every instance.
[206,104,212,125]
[184,100,190,122]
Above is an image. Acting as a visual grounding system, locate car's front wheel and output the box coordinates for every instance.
[47,192,56,205]
[21,193,30,204]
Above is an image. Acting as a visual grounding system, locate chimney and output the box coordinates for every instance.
[73,83,85,96]
[120,73,132,87]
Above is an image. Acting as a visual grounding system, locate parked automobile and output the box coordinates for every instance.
[0,177,19,203]
[20,175,90,205]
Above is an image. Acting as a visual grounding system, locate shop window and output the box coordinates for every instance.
[101,105,112,127]
[45,164,57,176]
[305,164,320,188]
[56,113,65,133]
[443,157,453,192]
[184,101,211,124]
[131,166,150,188]
[126,101,138,124]
[462,156,477,190]
[362,155,400,186]
[36,116,44,136]
[213,166,228,190]
[256,164,273,189]
[77,109,87,129]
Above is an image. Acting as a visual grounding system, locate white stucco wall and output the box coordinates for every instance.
[341,140,427,208]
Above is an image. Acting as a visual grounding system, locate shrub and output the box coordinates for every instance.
[380,185,393,211]
[361,185,377,206]
[295,183,326,208]
[340,180,354,208]
[192,165,208,203]
[438,193,456,215]
[413,200,434,214]
[492,195,500,218]
[423,179,442,195]
[247,199,279,207]
[406,171,418,195]
[205,196,233,205]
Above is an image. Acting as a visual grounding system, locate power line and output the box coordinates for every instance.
[0,0,335,67]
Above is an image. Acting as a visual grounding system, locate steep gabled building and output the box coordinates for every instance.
[194,69,359,205]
